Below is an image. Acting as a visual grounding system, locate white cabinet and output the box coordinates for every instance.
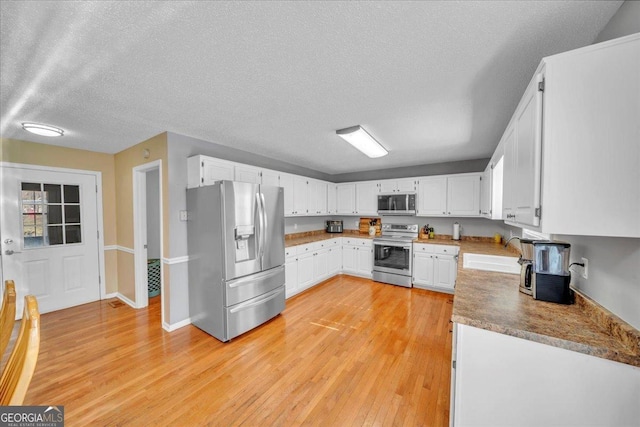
[481,159,503,220]
[417,174,481,217]
[261,169,281,187]
[312,248,329,283]
[234,164,262,184]
[187,155,235,188]
[447,175,481,216]
[292,176,308,216]
[296,252,315,291]
[417,177,448,216]
[280,173,295,216]
[480,164,492,218]
[327,245,342,276]
[307,179,328,216]
[500,70,543,227]
[342,238,373,278]
[285,247,298,298]
[355,181,378,215]
[327,184,338,215]
[412,243,459,293]
[336,184,356,214]
[378,178,416,193]
[451,324,640,427]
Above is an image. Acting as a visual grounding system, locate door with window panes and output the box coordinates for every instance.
[1,166,100,315]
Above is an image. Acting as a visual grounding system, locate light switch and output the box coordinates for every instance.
[180,210,188,221]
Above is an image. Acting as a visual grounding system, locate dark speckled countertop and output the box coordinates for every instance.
[285,231,640,367]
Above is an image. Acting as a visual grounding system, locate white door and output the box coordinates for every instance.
[434,255,456,291]
[417,177,447,216]
[412,252,434,288]
[1,166,101,315]
[447,175,481,216]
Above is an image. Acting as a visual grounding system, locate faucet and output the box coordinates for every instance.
[504,236,520,248]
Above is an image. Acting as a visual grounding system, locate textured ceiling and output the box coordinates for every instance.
[0,1,622,174]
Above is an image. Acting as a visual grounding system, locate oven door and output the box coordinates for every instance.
[373,240,412,275]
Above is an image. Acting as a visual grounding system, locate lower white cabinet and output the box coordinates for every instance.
[296,252,315,291]
[285,255,298,298]
[285,238,343,298]
[412,244,459,293]
[327,246,342,276]
[342,238,373,278]
[451,324,640,427]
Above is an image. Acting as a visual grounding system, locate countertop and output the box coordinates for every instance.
[283,231,640,367]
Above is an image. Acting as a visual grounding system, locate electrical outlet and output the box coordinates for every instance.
[581,257,589,279]
[294,223,298,230]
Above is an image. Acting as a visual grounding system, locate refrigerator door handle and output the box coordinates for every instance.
[260,192,268,260]
[256,191,266,260]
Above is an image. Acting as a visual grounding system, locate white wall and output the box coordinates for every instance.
[594,1,640,44]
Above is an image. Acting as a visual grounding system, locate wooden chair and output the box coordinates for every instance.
[0,295,41,405]
[0,280,17,358]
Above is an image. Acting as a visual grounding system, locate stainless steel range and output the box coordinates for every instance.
[372,224,418,288]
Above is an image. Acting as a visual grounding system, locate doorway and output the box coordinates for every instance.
[132,160,164,326]
[0,163,104,315]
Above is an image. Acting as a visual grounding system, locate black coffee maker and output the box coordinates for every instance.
[532,241,573,304]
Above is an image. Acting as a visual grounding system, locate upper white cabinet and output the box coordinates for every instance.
[187,155,235,188]
[280,173,295,216]
[480,159,503,220]
[378,178,417,193]
[480,164,492,217]
[417,177,448,216]
[336,184,356,214]
[261,169,281,187]
[234,164,262,184]
[417,174,481,217]
[307,179,328,215]
[337,182,378,216]
[327,184,338,215]
[355,181,378,216]
[498,34,640,237]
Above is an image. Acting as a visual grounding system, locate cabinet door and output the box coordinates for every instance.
[502,125,516,221]
[285,258,298,298]
[447,174,481,216]
[356,182,378,215]
[315,181,328,215]
[514,73,543,227]
[433,255,456,291]
[202,157,235,185]
[328,246,342,275]
[297,253,315,290]
[337,184,356,215]
[412,252,434,288]
[379,180,397,193]
[396,179,416,192]
[417,177,447,216]
[280,173,295,216]
[313,249,329,282]
[327,184,337,214]
[306,179,319,215]
[356,247,373,277]
[235,165,262,184]
[261,169,280,187]
[293,176,308,216]
[480,164,492,218]
[342,245,357,273]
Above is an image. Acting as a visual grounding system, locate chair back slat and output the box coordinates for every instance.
[0,295,40,405]
[0,281,17,358]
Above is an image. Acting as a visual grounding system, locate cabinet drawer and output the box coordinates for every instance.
[414,243,459,255]
[297,244,314,254]
[285,246,298,258]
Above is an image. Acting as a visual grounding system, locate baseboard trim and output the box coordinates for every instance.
[103,292,117,299]
[162,318,192,332]
[116,293,137,308]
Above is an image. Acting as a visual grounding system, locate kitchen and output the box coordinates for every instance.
[1,1,639,425]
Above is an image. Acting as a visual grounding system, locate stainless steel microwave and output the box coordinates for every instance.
[377,193,416,215]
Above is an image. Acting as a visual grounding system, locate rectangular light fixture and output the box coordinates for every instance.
[336,125,388,158]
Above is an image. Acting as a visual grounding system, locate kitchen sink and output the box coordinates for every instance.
[462,253,520,274]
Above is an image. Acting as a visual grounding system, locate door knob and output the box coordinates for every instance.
[4,250,20,255]
[4,239,13,244]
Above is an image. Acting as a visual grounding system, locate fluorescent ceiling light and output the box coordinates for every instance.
[22,122,64,137]
[336,125,388,158]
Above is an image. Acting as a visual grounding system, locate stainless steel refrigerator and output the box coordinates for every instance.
[187,181,285,342]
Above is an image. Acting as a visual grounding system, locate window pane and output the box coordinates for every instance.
[48,205,62,224]
[64,205,81,223]
[47,226,63,245]
[24,236,44,248]
[64,185,80,203]
[22,182,41,192]
[22,204,36,214]
[44,184,61,203]
[65,225,82,244]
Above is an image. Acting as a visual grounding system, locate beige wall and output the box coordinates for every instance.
[1,137,119,293]
[113,133,170,311]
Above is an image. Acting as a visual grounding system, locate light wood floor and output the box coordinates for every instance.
[24,275,454,426]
